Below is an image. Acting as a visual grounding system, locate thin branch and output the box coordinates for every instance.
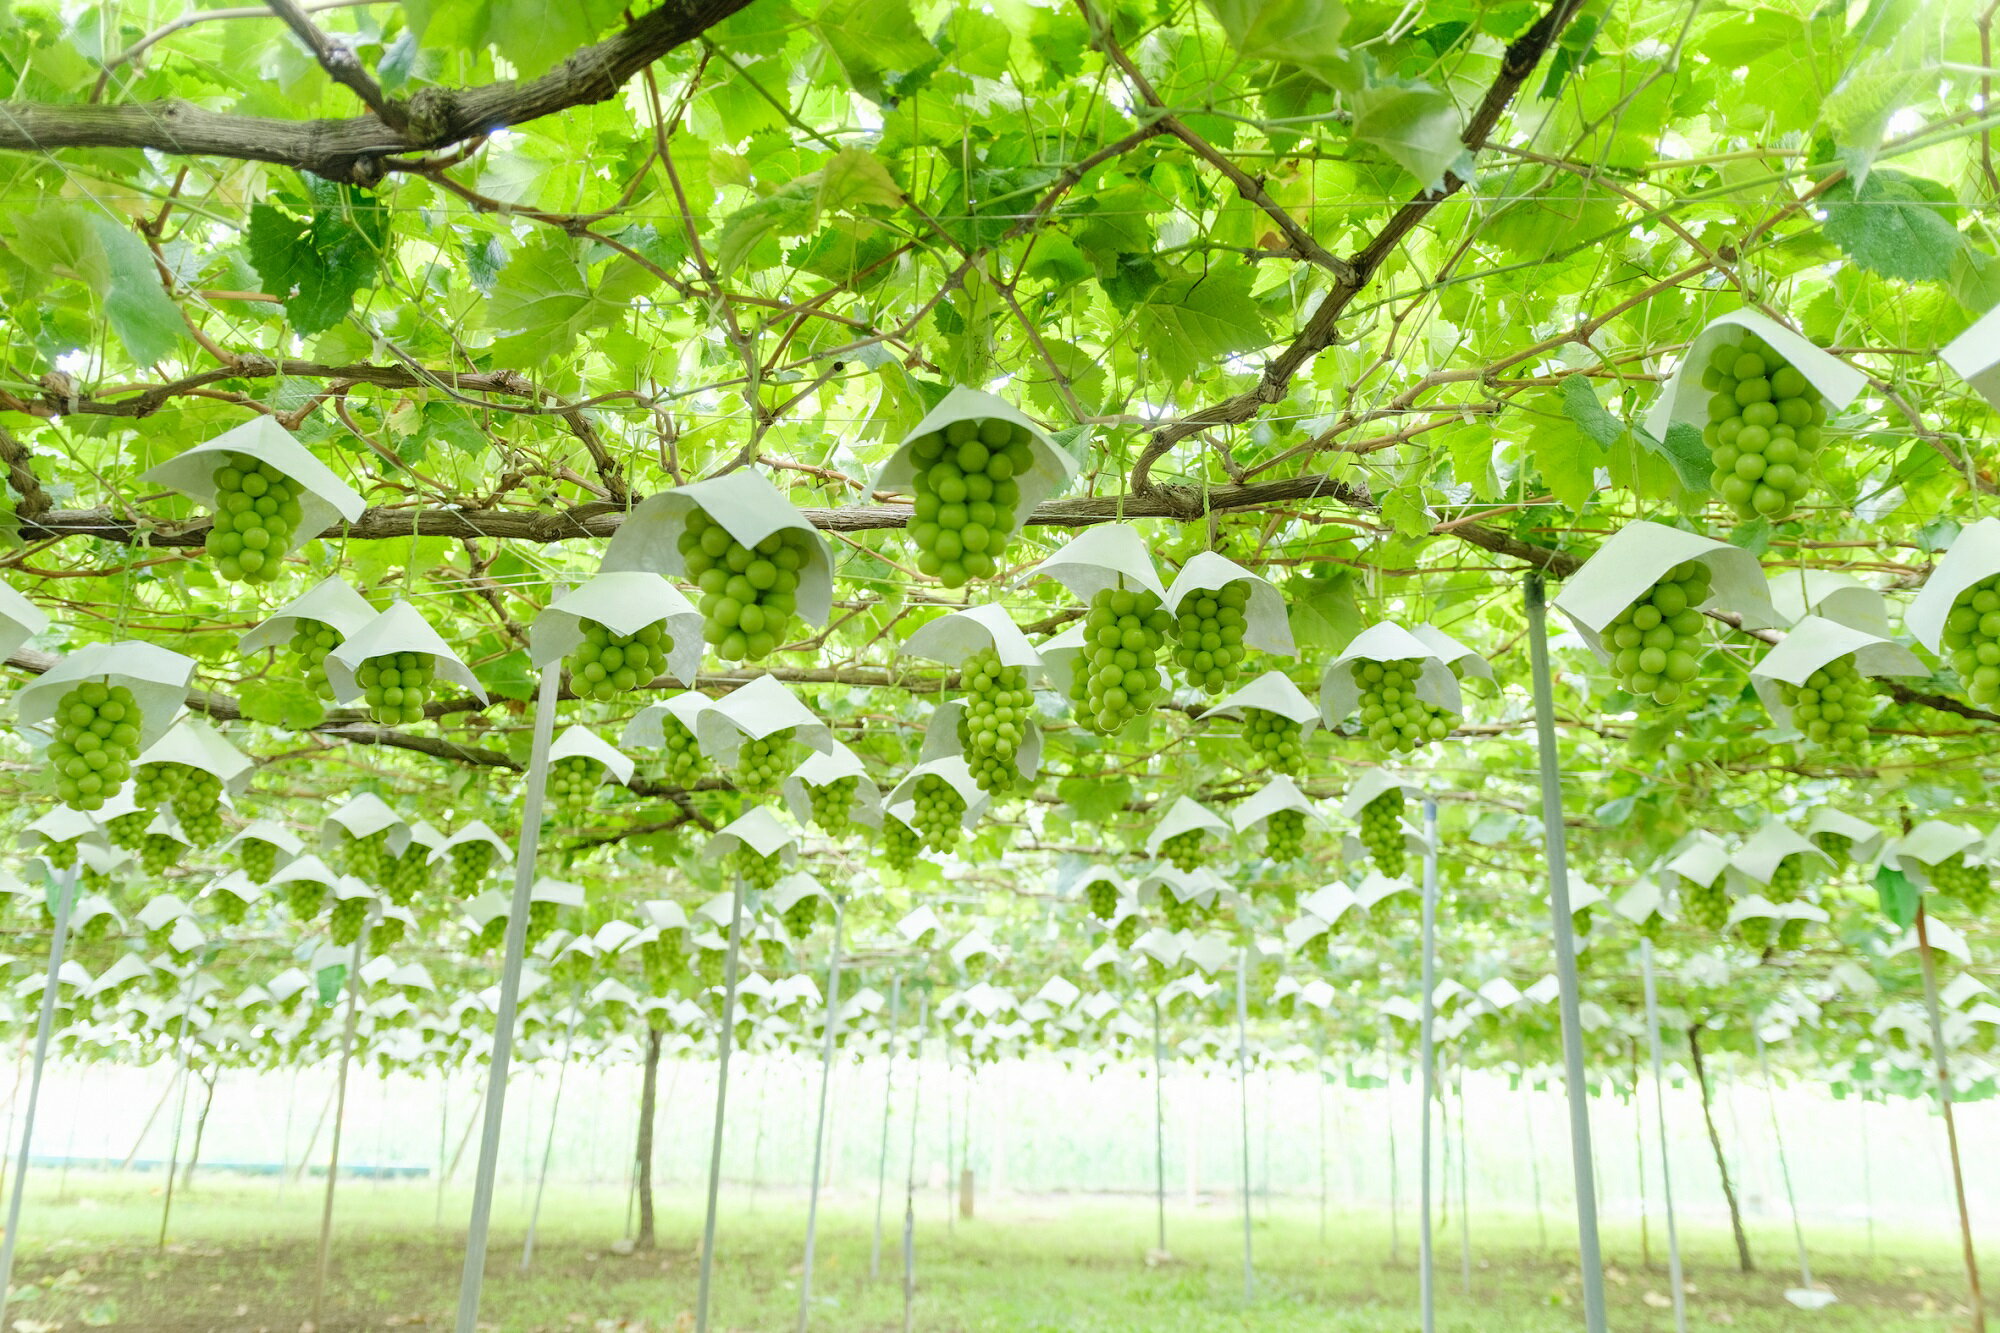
[266,0,405,129]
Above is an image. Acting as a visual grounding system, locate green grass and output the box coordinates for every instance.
[4,1172,1986,1331]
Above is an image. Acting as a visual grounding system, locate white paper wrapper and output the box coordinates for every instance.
[324,601,485,707]
[1665,835,1729,889]
[1765,570,1892,636]
[600,470,834,628]
[1199,670,1319,731]
[896,905,943,945]
[766,871,829,916]
[1805,808,1883,861]
[1410,623,1493,682]
[696,674,833,760]
[431,821,512,867]
[1180,934,1233,977]
[918,698,1042,784]
[1023,523,1167,602]
[549,725,637,787]
[531,877,586,909]
[238,576,377,653]
[706,806,800,861]
[1642,309,1867,437]
[0,580,48,661]
[781,740,883,830]
[1612,878,1664,924]
[1893,821,1984,875]
[135,717,255,795]
[1941,301,2000,409]
[1551,520,1780,654]
[1727,819,1832,886]
[1908,516,2000,652]
[950,930,999,970]
[464,890,511,930]
[641,899,689,933]
[269,853,337,891]
[16,641,196,749]
[322,793,406,849]
[1145,796,1231,856]
[1282,915,1330,951]
[621,692,711,750]
[1336,769,1412,822]
[331,874,377,904]
[87,953,154,998]
[1353,871,1414,911]
[872,386,1078,542]
[22,807,105,852]
[1318,622,1465,724]
[1033,623,1087,697]
[220,820,303,862]
[901,603,1046,669]
[1299,882,1357,927]
[138,415,367,542]
[530,571,703,684]
[883,756,990,830]
[1164,552,1294,657]
[1749,615,1924,727]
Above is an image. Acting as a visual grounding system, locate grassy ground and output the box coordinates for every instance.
[2,1171,1987,1331]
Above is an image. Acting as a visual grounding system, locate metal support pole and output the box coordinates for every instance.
[0,869,77,1331]
[902,996,928,1333]
[1383,1015,1400,1265]
[310,936,366,1332]
[1316,1024,1328,1247]
[1420,797,1439,1333]
[797,899,845,1332]
[1236,946,1254,1302]
[1456,1064,1472,1298]
[694,873,750,1333]
[871,975,901,1282]
[1153,995,1167,1254]
[453,664,561,1333]
[520,1015,578,1270]
[1524,569,1609,1333]
[156,960,202,1249]
[1754,1030,1813,1291]
[1640,941,1688,1333]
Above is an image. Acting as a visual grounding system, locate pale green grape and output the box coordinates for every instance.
[47,682,143,811]
[206,451,305,585]
[957,647,1031,795]
[1158,828,1204,873]
[1243,708,1305,776]
[805,775,858,837]
[1351,659,1455,752]
[525,898,560,946]
[356,650,436,725]
[679,508,813,661]
[548,756,602,820]
[1357,789,1406,878]
[906,417,1035,586]
[1702,336,1825,522]
[107,810,151,852]
[567,618,670,701]
[909,774,964,854]
[385,844,427,906]
[880,815,922,872]
[139,834,180,875]
[730,843,785,890]
[1784,654,1874,751]
[735,728,793,795]
[658,715,705,788]
[288,619,342,700]
[1941,573,2000,708]
[1680,878,1730,933]
[284,879,328,921]
[239,837,280,882]
[1602,561,1712,705]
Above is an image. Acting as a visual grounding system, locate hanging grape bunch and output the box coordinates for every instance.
[695,945,727,989]
[679,509,812,661]
[139,833,180,875]
[329,894,369,947]
[76,908,114,944]
[548,757,602,821]
[908,775,966,854]
[567,618,670,701]
[805,776,858,837]
[343,829,392,884]
[552,949,592,989]
[107,810,152,852]
[1159,891,1197,931]
[474,912,508,950]
[1930,852,1993,913]
[906,416,1036,586]
[370,915,406,953]
[657,715,706,788]
[1761,853,1808,951]
[525,899,561,946]
[880,814,922,872]
[640,934,687,993]
[1299,929,1330,965]
[1351,660,1455,752]
[734,728,793,796]
[1357,789,1407,878]
[1636,911,1667,944]
[1083,878,1119,922]
[208,887,250,927]
[1785,656,1875,752]
[1113,914,1140,948]
[1680,876,1730,933]
[1172,582,1250,695]
[1094,958,1119,988]
[1603,561,1711,705]
[1265,809,1306,862]
[1158,829,1205,873]
[284,877,328,920]
[1261,879,1298,910]
[782,892,825,939]
[730,843,786,890]
[289,620,343,699]
[1243,709,1305,776]
[1074,588,1172,733]
[385,844,427,906]
[356,651,436,725]
[1815,832,1854,864]
[38,838,79,870]
[47,682,143,812]
[205,452,305,584]
[1940,573,2000,707]
[957,648,1031,795]
[450,840,499,896]
[1702,336,1826,522]
[237,837,280,882]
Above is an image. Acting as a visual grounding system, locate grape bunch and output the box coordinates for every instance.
[1073,588,1172,734]
[567,618,670,701]
[1351,660,1455,752]
[1094,958,1120,988]
[548,757,602,820]
[1785,655,1874,752]
[385,844,427,906]
[1814,831,1854,863]
[880,815,922,872]
[177,800,225,849]
[1261,879,1298,909]
[908,774,965,854]
[695,946,727,989]
[1603,561,1711,705]
[1701,335,1827,522]
[1940,574,2000,707]
[1160,892,1197,931]
[730,843,785,891]
[450,841,499,896]
[1171,581,1250,695]
[370,915,406,953]
[525,899,560,946]
[957,648,1031,795]
[205,452,305,584]
[208,888,250,927]
[1357,789,1407,878]
[39,838,79,870]
[329,894,369,947]
[679,509,813,661]
[782,893,824,939]
[804,776,858,837]
[343,829,392,884]
[1264,808,1306,862]
[1298,929,1329,965]
[640,935,687,993]
[290,620,343,699]
[1929,852,1993,913]
[139,833,180,875]
[107,811,152,852]
[1679,876,1730,933]
[474,914,508,950]
[1113,914,1140,948]
[238,837,280,882]
[133,761,192,811]
[1083,878,1118,922]
[356,651,436,725]
[47,682,143,812]
[734,729,793,796]
[1243,709,1305,776]
[657,715,706,788]
[1158,828,1205,873]
[284,878,328,920]
[905,416,1036,586]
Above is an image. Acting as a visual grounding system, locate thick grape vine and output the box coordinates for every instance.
[1702,335,1826,522]
[680,509,812,661]
[206,452,305,584]
[48,682,142,812]
[356,651,436,725]
[1603,561,1712,705]
[957,648,1031,795]
[1073,588,1171,733]
[1351,660,1455,752]
[1357,789,1407,878]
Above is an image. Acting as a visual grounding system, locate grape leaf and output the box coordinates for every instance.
[1351,78,1469,192]
[85,218,185,366]
[1133,268,1268,381]
[1201,0,1352,86]
[1821,169,1966,285]
[1525,415,1601,513]
[244,182,389,335]
[1873,864,1919,930]
[240,679,327,731]
[816,0,937,104]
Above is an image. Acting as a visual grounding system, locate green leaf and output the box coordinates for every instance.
[816,149,903,217]
[1351,78,1467,192]
[1873,864,1919,930]
[488,0,624,78]
[1058,775,1133,825]
[244,183,389,335]
[1132,267,1268,381]
[1524,416,1601,513]
[1648,421,1715,495]
[482,237,656,361]
[240,678,327,730]
[1378,486,1431,537]
[85,218,184,365]
[712,184,820,276]
[816,0,937,104]
[1559,374,1625,449]
[1201,0,1352,85]
[315,963,348,1006]
[1820,169,1967,285]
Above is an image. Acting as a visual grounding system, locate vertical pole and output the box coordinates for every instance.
[1916,904,1986,1332]
[1383,1016,1401,1264]
[1524,569,1609,1333]
[1153,996,1167,1254]
[0,869,78,1331]
[1316,1024,1328,1247]
[797,899,845,1332]
[902,996,928,1333]
[520,1015,577,1270]
[944,1037,956,1234]
[1753,1031,1812,1290]
[279,1067,300,1205]
[436,1070,450,1227]
[310,936,366,1333]
[695,873,750,1333]
[871,976,901,1281]
[1640,941,1688,1333]
[1419,797,1439,1333]
[1858,1096,1876,1264]
[1634,1043,1650,1269]
[157,959,203,1249]
[1456,1065,1472,1298]
[1521,1050,1546,1251]
[1236,946,1254,1302]
[453,664,560,1333]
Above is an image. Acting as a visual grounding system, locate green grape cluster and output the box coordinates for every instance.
[782,893,824,939]
[1299,929,1330,964]
[1357,789,1407,878]
[1785,655,1874,751]
[880,815,922,872]
[1083,879,1118,922]
[1742,854,1806,951]
[47,682,143,812]
[370,915,406,953]
[134,761,199,811]
[329,895,369,947]
[1073,588,1172,733]
[284,879,328,920]
[548,756,602,819]
[1243,709,1304,776]
[906,417,1035,586]
[1701,336,1827,521]
[695,947,727,988]
[1815,831,1854,863]
[730,843,785,891]
[1094,960,1119,988]
[680,509,812,661]
[343,829,392,884]
[356,651,436,725]
[567,618,670,701]
[239,837,280,882]
[1113,915,1140,948]
[552,949,591,989]
[805,776,858,837]
[289,619,343,699]
[77,910,114,944]
[1160,892,1196,931]
[385,845,427,906]
[1158,828,1205,873]
[451,841,499,896]
[1603,561,1712,705]
[640,935,686,993]
[208,889,249,927]
[1261,879,1298,910]
[735,729,793,795]
[957,648,1031,795]
[1941,574,2000,707]
[107,811,152,852]
[1171,582,1250,695]
[1930,852,1993,913]
[139,834,180,875]
[1351,660,1454,752]
[908,774,965,854]
[475,914,508,950]
[657,715,706,788]
[1264,808,1306,862]
[1679,877,1730,933]
[39,838,79,870]
[178,802,225,849]
[525,899,560,946]
[206,452,305,583]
